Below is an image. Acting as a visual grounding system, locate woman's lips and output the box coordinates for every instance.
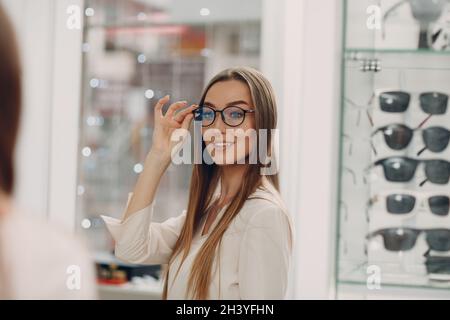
[212,142,235,150]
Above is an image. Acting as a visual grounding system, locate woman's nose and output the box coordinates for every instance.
[212,112,227,132]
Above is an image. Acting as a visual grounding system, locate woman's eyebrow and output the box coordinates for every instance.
[226,100,250,106]
[204,101,215,108]
[203,100,251,108]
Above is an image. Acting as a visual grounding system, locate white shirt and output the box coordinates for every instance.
[101,177,294,299]
[0,209,97,299]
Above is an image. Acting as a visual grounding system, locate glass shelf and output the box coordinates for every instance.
[82,0,262,31]
[336,0,450,296]
[345,48,450,56]
[339,279,450,292]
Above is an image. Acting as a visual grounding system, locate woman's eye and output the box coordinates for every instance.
[230,112,243,118]
[203,111,214,119]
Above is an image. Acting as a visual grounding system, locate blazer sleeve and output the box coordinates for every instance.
[238,205,293,299]
[101,193,186,265]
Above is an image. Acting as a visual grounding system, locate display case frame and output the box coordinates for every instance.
[336,0,450,297]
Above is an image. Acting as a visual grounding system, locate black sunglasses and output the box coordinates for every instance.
[425,256,450,276]
[192,105,255,127]
[367,156,450,185]
[367,193,450,217]
[372,124,450,155]
[367,228,450,252]
[345,91,449,128]
[379,91,448,114]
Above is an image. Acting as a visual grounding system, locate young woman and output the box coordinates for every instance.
[102,67,294,300]
[0,4,96,299]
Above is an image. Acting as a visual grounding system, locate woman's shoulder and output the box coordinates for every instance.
[234,184,294,250]
[247,178,287,209]
[240,182,291,226]
[3,209,88,252]
[1,209,97,299]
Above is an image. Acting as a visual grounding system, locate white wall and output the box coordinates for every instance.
[2,0,83,230]
[261,0,343,299]
[2,0,54,218]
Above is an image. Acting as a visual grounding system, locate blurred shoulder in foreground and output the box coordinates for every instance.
[0,209,97,300]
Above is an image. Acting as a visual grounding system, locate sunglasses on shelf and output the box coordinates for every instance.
[366,156,450,185]
[371,124,450,155]
[425,256,450,276]
[367,191,450,218]
[366,228,450,252]
[345,91,449,128]
[378,91,448,115]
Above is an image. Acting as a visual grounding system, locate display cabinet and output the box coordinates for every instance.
[337,0,450,296]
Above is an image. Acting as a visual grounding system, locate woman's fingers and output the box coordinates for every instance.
[154,95,170,117]
[153,96,194,129]
[165,100,188,119]
[173,104,197,123]
[181,113,194,130]
[166,119,182,128]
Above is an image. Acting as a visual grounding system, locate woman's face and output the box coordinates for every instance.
[201,80,256,165]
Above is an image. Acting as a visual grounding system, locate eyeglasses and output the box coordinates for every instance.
[366,156,450,185]
[367,191,450,217]
[379,91,448,114]
[192,105,255,127]
[372,124,450,155]
[366,228,450,252]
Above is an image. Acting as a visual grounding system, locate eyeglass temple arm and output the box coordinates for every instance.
[365,198,375,222]
[343,167,357,185]
[419,178,428,187]
[371,128,382,137]
[339,201,349,222]
[370,129,383,156]
[364,162,376,175]
[366,229,381,240]
[366,110,374,127]
[345,96,375,127]
[417,146,427,156]
[416,114,433,129]
[366,93,376,127]
[365,194,381,222]
[345,97,371,110]
[363,160,383,185]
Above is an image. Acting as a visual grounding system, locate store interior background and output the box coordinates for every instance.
[3,0,450,299]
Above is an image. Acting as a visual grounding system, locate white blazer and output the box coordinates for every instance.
[102,177,294,299]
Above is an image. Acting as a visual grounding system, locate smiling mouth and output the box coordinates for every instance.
[212,142,235,149]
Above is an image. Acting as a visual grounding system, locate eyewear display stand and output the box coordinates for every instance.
[337,0,450,298]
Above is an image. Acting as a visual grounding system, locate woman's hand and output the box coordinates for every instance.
[124,95,197,219]
[150,95,197,160]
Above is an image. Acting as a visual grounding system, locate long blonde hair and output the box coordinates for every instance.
[162,66,279,299]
